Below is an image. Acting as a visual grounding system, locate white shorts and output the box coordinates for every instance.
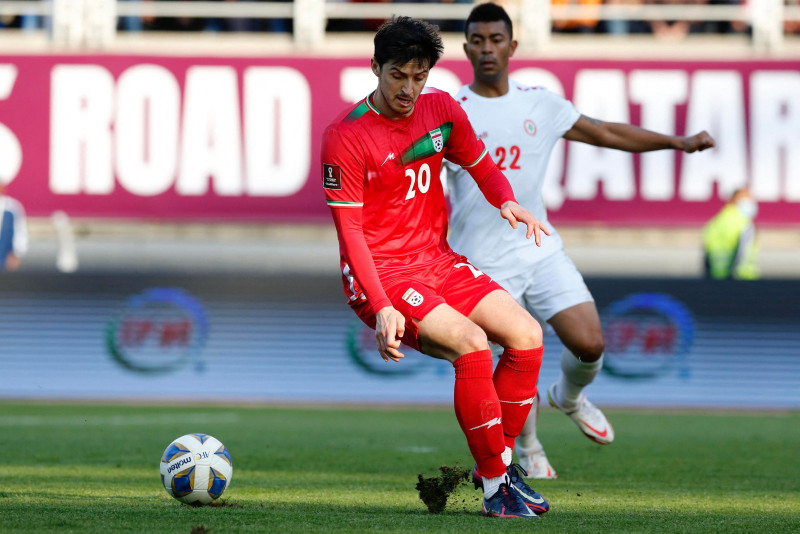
[495,250,593,324]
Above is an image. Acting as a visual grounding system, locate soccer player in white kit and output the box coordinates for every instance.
[445,2,716,479]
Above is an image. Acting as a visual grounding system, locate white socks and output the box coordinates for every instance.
[483,447,513,498]
[555,349,603,411]
[515,393,541,453]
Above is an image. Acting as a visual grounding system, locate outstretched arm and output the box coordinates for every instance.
[564,115,715,153]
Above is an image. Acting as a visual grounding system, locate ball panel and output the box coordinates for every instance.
[171,466,195,498]
[207,467,228,499]
[214,444,232,467]
[161,441,191,463]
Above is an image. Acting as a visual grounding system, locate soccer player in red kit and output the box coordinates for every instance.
[321,17,550,518]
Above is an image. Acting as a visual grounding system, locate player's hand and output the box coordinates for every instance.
[500,201,551,247]
[682,131,715,153]
[375,306,405,363]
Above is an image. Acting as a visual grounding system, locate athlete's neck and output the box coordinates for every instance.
[468,77,510,98]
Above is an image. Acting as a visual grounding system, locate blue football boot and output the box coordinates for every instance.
[481,481,539,519]
[473,463,550,514]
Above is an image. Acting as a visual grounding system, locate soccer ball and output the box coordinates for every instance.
[160,433,233,505]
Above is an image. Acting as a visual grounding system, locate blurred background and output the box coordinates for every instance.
[0,0,798,408]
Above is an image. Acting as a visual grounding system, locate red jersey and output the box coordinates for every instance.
[322,88,515,311]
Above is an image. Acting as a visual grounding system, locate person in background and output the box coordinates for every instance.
[551,0,602,33]
[703,187,759,280]
[0,181,28,271]
[601,0,650,35]
[446,2,715,479]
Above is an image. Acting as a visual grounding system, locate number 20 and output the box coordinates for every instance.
[405,163,431,200]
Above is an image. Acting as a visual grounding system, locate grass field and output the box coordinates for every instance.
[1,402,798,533]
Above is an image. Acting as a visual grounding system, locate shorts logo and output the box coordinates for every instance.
[322,163,342,190]
[430,128,444,153]
[402,288,424,306]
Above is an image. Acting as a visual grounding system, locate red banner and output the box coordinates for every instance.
[0,55,797,225]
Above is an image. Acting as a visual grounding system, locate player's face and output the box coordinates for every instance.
[371,58,429,119]
[463,20,517,84]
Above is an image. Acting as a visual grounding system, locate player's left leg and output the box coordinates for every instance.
[467,289,549,514]
[512,250,611,477]
[547,301,614,445]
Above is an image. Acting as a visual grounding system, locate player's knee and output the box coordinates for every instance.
[507,316,543,349]
[460,326,489,354]
[572,332,605,362]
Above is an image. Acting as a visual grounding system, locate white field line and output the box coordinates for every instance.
[0,413,241,426]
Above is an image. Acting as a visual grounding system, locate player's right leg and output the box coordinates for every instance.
[547,301,614,445]
[515,394,557,479]
[512,252,613,478]
[416,304,536,518]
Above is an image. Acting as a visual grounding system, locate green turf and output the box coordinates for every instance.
[0,402,798,533]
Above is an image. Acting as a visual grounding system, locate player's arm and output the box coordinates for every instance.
[463,154,550,246]
[322,125,405,362]
[444,94,550,245]
[330,208,405,363]
[564,115,715,153]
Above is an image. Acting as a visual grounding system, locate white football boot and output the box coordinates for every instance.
[516,440,558,480]
[547,383,614,445]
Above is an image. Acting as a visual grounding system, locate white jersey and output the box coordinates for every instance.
[446,80,580,279]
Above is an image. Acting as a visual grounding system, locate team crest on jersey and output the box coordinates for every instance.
[430,128,444,152]
[402,288,424,307]
[523,119,537,137]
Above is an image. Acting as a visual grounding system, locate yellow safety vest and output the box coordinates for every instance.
[702,204,759,280]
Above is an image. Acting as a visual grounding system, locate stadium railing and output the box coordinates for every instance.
[0,0,798,52]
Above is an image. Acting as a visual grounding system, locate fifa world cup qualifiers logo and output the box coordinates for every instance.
[602,293,694,380]
[105,287,209,374]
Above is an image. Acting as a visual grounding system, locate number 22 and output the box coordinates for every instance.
[495,146,521,170]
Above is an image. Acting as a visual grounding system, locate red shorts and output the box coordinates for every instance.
[350,253,505,351]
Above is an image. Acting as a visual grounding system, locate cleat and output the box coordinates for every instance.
[517,445,558,480]
[473,464,550,514]
[547,383,615,445]
[481,482,540,519]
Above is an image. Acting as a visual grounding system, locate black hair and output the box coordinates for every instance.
[373,16,444,70]
[464,2,513,40]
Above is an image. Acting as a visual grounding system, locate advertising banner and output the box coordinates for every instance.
[0,55,798,224]
[1,273,798,409]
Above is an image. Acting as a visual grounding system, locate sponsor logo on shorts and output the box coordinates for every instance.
[402,288,424,306]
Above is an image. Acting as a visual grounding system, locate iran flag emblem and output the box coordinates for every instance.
[430,128,444,152]
[402,288,425,306]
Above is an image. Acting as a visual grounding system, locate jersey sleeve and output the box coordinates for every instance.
[540,88,581,137]
[330,207,392,313]
[321,124,391,313]
[442,94,489,169]
[321,126,365,209]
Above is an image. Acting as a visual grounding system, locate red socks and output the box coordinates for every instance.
[452,350,506,478]
[493,346,544,450]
